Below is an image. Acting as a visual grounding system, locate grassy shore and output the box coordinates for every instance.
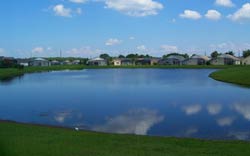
[1,121,250,156]
[0,65,226,81]
[209,66,250,87]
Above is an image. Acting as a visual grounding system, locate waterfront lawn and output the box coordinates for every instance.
[209,66,250,87]
[1,121,250,156]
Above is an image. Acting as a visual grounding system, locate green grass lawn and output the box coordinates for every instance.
[1,121,250,156]
[209,66,250,87]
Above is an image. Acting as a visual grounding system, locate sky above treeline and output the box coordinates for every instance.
[1,0,250,58]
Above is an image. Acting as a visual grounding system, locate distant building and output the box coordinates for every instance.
[16,58,31,67]
[63,60,72,65]
[210,54,241,65]
[0,57,17,67]
[72,60,81,65]
[112,58,133,66]
[183,55,210,65]
[113,58,122,66]
[51,60,60,66]
[135,58,151,65]
[150,58,161,65]
[242,56,250,65]
[87,58,107,66]
[159,55,185,65]
[29,58,51,67]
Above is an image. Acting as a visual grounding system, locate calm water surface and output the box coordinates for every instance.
[0,69,250,140]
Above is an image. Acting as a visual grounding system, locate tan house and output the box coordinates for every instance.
[183,55,210,65]
[242,56,250,65]
[210,54,241,65]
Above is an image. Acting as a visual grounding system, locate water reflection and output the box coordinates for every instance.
[182,105,202,115]
[207,104,222,115]
[216,117,235,127]
[234,103,250,121]
[1,69,250,140]
[93,109,164,135]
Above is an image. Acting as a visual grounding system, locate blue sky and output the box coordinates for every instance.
[1,0,250,58]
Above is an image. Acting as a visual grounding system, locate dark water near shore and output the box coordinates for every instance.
[0,69,250,140]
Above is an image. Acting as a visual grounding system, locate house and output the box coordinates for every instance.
[159,55,185,65]
[51,60,60,66]
[121,58,133,66]
[0,57,17,67]
[135,58,160,65]
[16,58,31,67]
[135,58,151,65]
[113,58,122,66]
[113,58,134,66]
[210,54,241,65]
[63,60,72,65]
[182,55,210,65]
[29,58,51,67]
[72,60,81,65]
[242,56,250,65]
[87,58,107,66]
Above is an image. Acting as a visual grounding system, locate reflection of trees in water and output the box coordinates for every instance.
[0,75,24,85]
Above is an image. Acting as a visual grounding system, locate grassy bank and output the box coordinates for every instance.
[209,66,250,87]
[1,121,250,156]
[0,65,226,81]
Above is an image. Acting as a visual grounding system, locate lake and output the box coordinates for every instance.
[0,69,249,140]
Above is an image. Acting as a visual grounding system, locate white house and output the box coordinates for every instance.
[242,56,250,65]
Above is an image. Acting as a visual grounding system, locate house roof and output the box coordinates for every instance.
[218,54,240,61]
[167,55,185,60]
[34,58,48,61]
[191,55,210,61]
[90,57,105,61]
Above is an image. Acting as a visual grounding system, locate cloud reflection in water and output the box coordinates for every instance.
[93,109,164,135]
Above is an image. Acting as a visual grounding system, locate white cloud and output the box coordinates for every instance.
[105,38,122,46]
[215,0,234,7]
[228,3,250,22]
[205,10,222,20]
[216,117,235,127]
[93,109,164,135]
[207,104,222,115]
[160,45,178,53]
[234,103,250,120]
[76,8,82,14]
[69,0,88,4]
[53,4,72,17]
[180,10,202,20]
[229,131,250,140]
[137,45,148,51]
[210,42,250,52]
[66,46,105,57]
[32,47,44,53]
[0,48,5,55]
[104,0,163,17]
[129,36,135,40]
[182,105,202,115]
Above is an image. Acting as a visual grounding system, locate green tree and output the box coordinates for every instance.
[225,51,234,56]
[99,53,110,59]
[243,49,250,58]
[118,55,125,58]
[211,51,219,58]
